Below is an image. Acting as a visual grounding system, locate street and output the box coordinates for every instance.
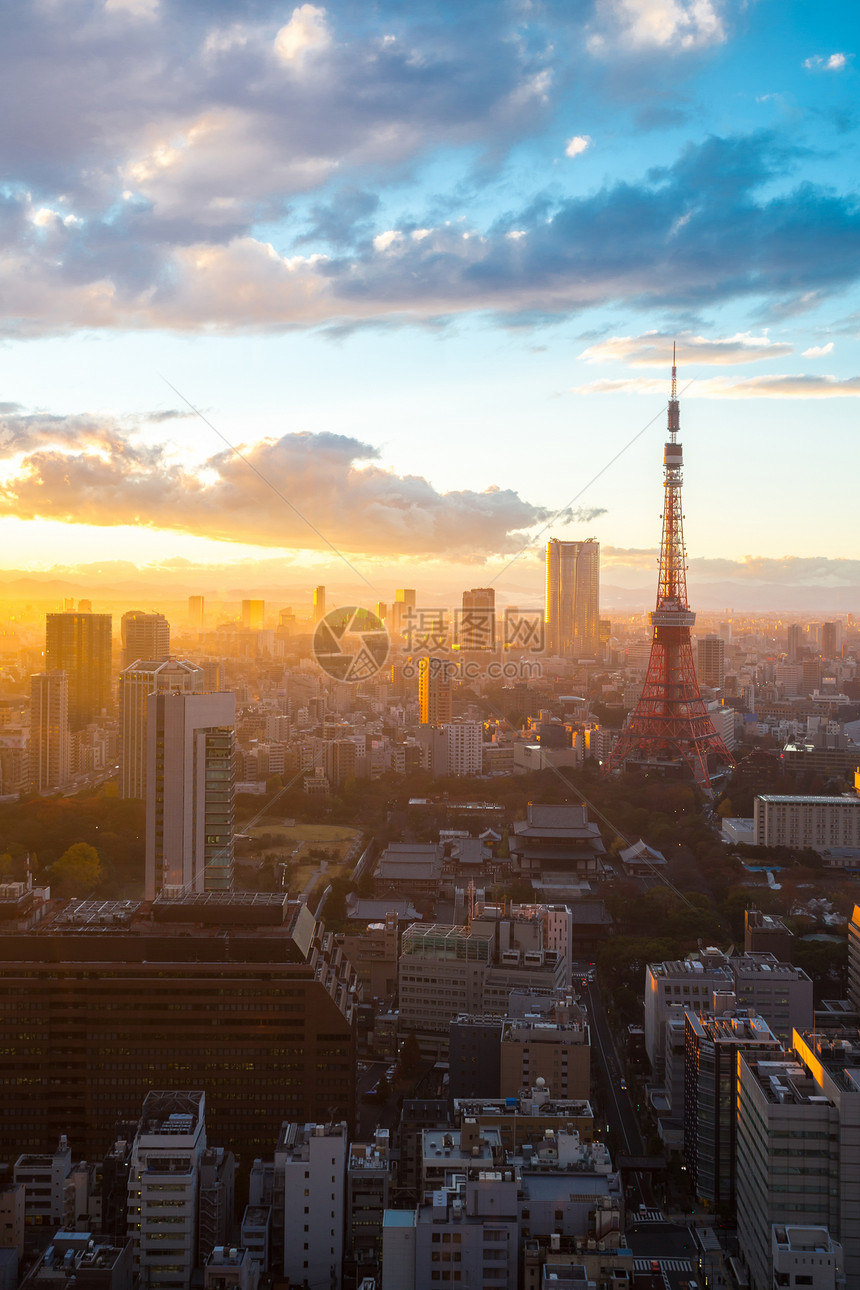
[586,979,655,1208]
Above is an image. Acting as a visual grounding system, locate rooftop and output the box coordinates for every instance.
[4,896,319,963]
[746,1059,832,1107]
[758,795,860,805]
[383,1210,416,1228]
[772,1225,839,1254]
[140,1090,204,1135]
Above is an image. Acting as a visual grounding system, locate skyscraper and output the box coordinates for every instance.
[821,620,843,659]
[188,595,205,633]
[787,623,803,662]
[45,611,112,732]
[544,539,599,658]
[29,671,71,792]
[119,658,204,799]
[460,588,496,655]
[144,690,236,900]
[313,585,326,624]
[120,610,170,672]
[418,656,453,725]
[696,634,725,690]
[241,599,265,631]
[390,587,417,641]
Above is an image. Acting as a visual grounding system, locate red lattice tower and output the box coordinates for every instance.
[604,350,734,793]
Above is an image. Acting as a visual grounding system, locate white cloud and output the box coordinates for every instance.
[578,330,793,366]
[203,25,251,57]
[565,134,592,158]
[571,373,860,398]
[803,52,849,72]
[274,5,332,64]
[372,230,404,252]
[802,342,834,357]
[122,109,338,225]
[589,0,726,54]
[0,413,554,559]
[104,0,159,18]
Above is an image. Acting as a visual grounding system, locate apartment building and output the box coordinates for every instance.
[755,794,860,849]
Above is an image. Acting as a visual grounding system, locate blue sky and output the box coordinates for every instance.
[0,0,858,608]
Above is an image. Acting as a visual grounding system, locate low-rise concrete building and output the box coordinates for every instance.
[771,1226,844,1290]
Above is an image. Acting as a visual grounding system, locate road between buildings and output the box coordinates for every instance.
[586,979,656,1209]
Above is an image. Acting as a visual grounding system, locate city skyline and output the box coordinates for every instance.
[0,0,856,611]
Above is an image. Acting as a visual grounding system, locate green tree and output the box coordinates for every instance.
[50,842,103,897]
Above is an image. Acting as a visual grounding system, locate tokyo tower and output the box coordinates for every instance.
[604,350,734,793]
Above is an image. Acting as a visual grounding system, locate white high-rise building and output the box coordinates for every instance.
[127,1091,207,1290]
[29,671,71,792]
[144,691,236,900]
[445,722,483,776]
[120,659,204,800]
[278,1121,347,1290]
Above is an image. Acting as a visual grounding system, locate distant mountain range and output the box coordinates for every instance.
[0,570,858,616]
[601,582,860,614]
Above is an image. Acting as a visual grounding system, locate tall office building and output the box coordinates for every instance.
[120,610,170,672]
[390,587,416,640]
[545,539,599,658]
[144,691,236,900]
[0,896,357,1165]
[683,1009,780,1208]
[45,611,112,732]
[241,599,265,631]
[313,585,326,624]
[821,620,843,659]
[29,671,71,792]
[418,656,453,725]
[119,659,204,800]
[460,588,495,654]
[696,634,725,689]
[188,595,205,633]
[787,623,803,662]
